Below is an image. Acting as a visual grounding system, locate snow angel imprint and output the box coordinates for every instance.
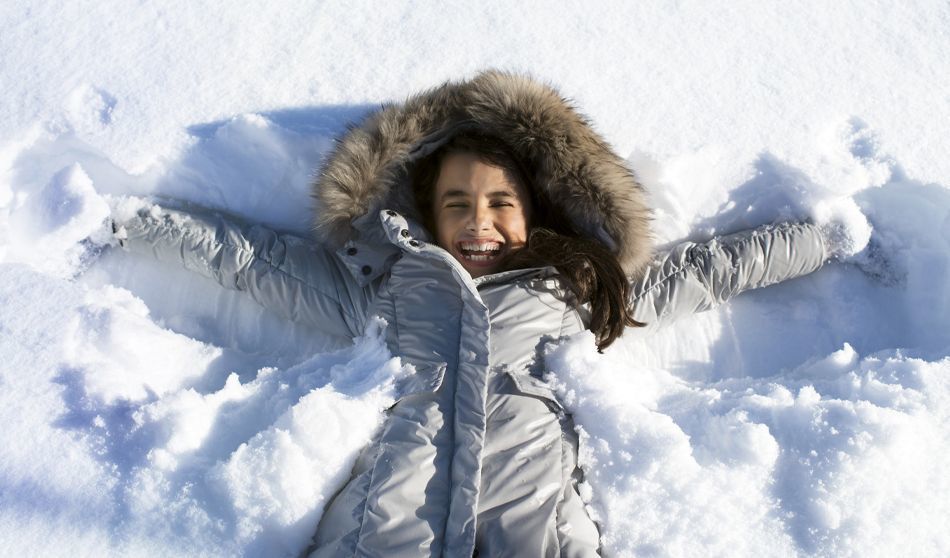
[115,71,831,556]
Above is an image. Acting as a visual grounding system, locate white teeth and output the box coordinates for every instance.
[458,240,503,264]
[459,241,501,252]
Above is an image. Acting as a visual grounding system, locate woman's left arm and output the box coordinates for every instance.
[629,221,827,331]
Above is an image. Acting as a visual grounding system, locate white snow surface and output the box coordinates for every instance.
[2,2,949,556]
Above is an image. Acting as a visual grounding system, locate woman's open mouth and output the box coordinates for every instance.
[457,240,503,263]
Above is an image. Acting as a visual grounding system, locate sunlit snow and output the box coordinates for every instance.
[2,2,949,556]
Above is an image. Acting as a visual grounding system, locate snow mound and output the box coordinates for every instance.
[59,315,410,556]
[1,163,110,276]
[545,334,950,557]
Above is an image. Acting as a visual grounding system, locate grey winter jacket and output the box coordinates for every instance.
[117,206,826,556]
[115,71,829,557]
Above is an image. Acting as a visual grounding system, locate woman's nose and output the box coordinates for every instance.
[466,206,492,231]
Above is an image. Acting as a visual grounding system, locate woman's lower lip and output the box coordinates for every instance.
[458,251,501,266]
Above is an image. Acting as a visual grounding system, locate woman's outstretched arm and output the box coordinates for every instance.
[114,202,374,339]
[629,221,827,331]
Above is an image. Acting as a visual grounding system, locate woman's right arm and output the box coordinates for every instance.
[115,203,372,339]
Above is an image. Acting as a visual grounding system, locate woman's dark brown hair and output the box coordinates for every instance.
[412,131,643,351]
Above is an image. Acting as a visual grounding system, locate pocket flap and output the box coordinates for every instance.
[396,361,447,398]
[505,370,562,410]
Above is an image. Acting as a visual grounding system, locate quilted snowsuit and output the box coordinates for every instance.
[114,72,830,556]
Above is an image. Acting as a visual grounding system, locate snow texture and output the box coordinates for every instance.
[2,1,949,556]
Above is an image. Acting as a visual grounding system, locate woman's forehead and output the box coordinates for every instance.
[434,152,529,198]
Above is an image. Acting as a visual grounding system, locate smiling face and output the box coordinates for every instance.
[432,151,533,278]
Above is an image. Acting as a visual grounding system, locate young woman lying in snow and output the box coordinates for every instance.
[113,71,849,556]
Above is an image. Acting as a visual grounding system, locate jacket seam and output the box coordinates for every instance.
[352,441,384,557]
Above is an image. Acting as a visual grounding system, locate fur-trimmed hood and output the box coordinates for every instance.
[312,70,652,276]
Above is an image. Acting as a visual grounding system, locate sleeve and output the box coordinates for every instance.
[629,221,827,331]
[114,203,373,339]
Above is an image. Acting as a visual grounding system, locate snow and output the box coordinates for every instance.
[546,336,950,556]
[2,1,949,556]
[112,317,410,556]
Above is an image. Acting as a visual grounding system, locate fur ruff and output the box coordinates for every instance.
[312,70,653,276]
